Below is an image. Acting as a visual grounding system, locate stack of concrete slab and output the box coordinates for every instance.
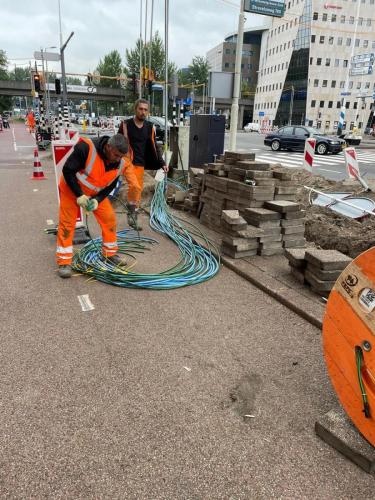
[243,208,283,256]
[285,248,352,297]
[220,210,263,258]
[273,171,298,202]
[265,201,306,249]
[304,249,352,296]
[188,167,204,196]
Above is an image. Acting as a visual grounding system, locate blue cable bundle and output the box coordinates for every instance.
[72,177,220,289]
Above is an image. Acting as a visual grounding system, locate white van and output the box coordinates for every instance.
[244,122,260,133]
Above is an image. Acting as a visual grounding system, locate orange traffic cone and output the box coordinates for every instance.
[31,148,47,180]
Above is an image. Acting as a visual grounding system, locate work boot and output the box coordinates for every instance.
[127,205,143,231]
[106,254,127,267]
[58,264,72,279]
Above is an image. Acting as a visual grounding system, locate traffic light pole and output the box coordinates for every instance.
[228,0,245,152]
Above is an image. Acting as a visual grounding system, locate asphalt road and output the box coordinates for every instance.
[225,132,375,182]
[0,123,374,499]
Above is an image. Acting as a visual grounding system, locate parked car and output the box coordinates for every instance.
[244,122,260,133]
[264,125,346,154]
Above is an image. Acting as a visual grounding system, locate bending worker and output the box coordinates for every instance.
[56,133,136,279]
[118,98,168,230]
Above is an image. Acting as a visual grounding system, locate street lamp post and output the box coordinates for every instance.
[60,32,74,105]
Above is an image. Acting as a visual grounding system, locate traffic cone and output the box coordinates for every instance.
[31,148,47,180]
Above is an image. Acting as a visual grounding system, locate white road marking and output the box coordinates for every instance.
[46,219,54,225]
[33,188,38,192]
[12,128,17,151]
[77,294,95,312]
[317,168,342,174]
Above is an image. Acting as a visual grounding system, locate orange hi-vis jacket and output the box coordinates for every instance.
[72,137,125,196]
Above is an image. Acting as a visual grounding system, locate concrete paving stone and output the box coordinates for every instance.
[221,210,242,225]
[281,218,306,227]
[237,160,271,171]
[306,263,343,281]
[281,226,306,235]
[275,186,298,195]
[221,244,258,258]
[283,239,307,248]
[305,270,336,291]
[246,170,274,179]
[224,151,256,161]
[243,208,281,221]
[254,178,277,187]
[258,247,284,256]
[246,219,281,229]
[236,227,265,238]
[284,248,307,268]
[274,194,297,201]
[259,235,282,243]
[265,200,301,213]
[284,210,306,220]
[222,236,259,247]
[272,171,293,181]
[259,227,282,236]
[305,249,352,270]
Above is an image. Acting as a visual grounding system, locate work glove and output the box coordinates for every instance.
[76,194,90,209]
[86,198,99,212]
[155,168,165,183]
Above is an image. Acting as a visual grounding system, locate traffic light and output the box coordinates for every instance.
[33,73,41,92]
[55,78,61,95]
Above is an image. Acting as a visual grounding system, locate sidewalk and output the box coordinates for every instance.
[171,208,325,329]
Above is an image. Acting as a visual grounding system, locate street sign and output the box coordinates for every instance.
[34,51,60,62]
[259,111,265,116]
[350,66,373,76]
[46,83,97,94]
[340,92,351,96]
[352,53,375,64]
[244,0,285,18]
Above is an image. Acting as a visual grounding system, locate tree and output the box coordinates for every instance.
[10,66,30,81]
[0,50,12,112]
[66,76,82,85]
[178,55,210,95]
[95,50,123,88]
[125,31,177,81]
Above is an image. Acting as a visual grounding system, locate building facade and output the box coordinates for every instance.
[254,0,375,133]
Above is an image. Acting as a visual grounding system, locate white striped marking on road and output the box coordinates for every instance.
[12,128,17,151]
[77,294,95,312]
[317,168,342,174]
[33,188,38,192]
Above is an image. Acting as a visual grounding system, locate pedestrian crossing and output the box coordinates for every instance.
[246,149,375,172]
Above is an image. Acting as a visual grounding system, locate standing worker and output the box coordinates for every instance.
[118,98,168,230]
[26,110,35,133]
[56,133,134,279]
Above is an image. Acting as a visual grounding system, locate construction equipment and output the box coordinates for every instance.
[323,246,375,446]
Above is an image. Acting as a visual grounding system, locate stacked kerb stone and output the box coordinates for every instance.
[242,208,282,256]
[273,171,298,202]
[265,201,306,249]
[285,248,352,297]
[220,210,263,258]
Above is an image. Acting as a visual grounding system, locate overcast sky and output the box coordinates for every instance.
[1,0,266,77]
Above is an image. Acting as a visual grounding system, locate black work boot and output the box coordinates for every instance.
[106,254,127,267]
[127,204,143,231]
[58,265,72,279]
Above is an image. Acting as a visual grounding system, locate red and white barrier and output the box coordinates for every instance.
[31,148,47,180]
[344,147,360,179]
[303,137,316,173]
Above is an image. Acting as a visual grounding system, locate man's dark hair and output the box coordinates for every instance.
[134,98,150,110]
[108,134,128,154]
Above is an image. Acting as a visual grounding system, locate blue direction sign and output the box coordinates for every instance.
[340,92,351,96]
[259,111,265,116]
[244,0,285,18]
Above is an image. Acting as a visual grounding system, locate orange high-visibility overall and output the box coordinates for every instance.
[56,137,125,266]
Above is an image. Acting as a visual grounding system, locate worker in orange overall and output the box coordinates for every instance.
[26,110,35,133]
[118,98,168,230]
[56,133,137,278]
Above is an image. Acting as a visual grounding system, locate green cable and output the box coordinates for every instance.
[355,346,371,418]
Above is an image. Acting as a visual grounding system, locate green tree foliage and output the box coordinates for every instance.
[95,50,123,88]
[178,56,210,95]
[9,66,30,81]
[125,31,177,81]
[0,50,12,112]
[66,76,82,85]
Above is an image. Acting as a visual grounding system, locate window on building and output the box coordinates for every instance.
[322,13,328,21]
[357,82,362,89]
[311,100,316,107]
[349,81,353,88]
[372,41,375,49]
[328,101,333,108]
[331,14,337,22]
[225,49,230,54]
[346,102,350,109]
[340,81,345,88]
[354,102,358,109]
[329,37,334,45]
[365,81,370,89]
[331,80,336,88]
[367,19,372,27]
[335,59,340,67]
[313,12,318,20]
[323,80,328,87]
[340,15,346,23]
[320,101,325,108]
[355,39,360,47]
[314,79,319,86]
[358,17,363,26]
[343,59,348,67]
[311,35,316,43]
[364,40,369,48]
[337,101,341,108]
[349,16,354,24]
[346,38,351,46]
[317,58,322,65]
[320,36,325,44]
[224,62,229,68]
[338,37,343,45]
[326,58,331,66]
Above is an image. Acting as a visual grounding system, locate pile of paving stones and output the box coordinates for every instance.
[285,248,352,297]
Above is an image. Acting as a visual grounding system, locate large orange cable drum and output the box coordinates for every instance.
[323,247,375,446]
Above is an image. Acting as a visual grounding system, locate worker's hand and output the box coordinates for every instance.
[76,194,90,209]
[163,164,169,173]
[86,198,99,212]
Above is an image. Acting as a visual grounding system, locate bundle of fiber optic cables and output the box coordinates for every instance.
[72,177,220,289]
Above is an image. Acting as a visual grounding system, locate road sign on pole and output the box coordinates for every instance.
[244,0,285,17]
[34,51,60,62]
